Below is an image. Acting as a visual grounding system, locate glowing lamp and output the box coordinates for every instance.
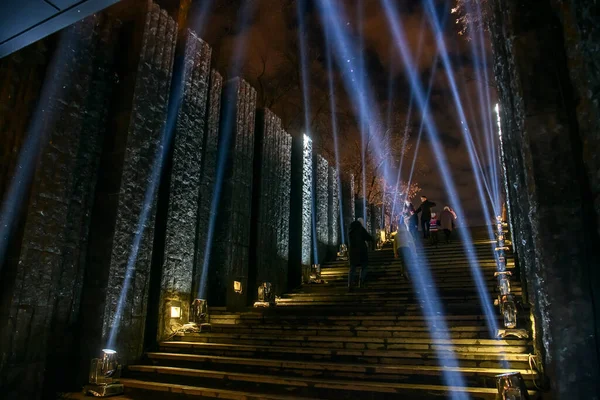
[495,372,530,399]
[234,280,243,294]
[190,299,208,325]
[85,349,124,396]
[170,306,181,319]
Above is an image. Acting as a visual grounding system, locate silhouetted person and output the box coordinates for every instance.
[403,200,419,238]
[415,195,436,239]
[393,222,415,279]
[440,206,456,243]
[348,218,374,290]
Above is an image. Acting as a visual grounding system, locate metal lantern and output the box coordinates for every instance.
[257,282,274,303]
[337,244,348,261]
[496,372,530,400]
[190,298,208,324]
[85,349,124,397]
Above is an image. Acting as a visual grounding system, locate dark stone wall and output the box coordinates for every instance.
[209,78,257,309]
[156,31,211,340]
[194,69,222,300]
[487,0,600,396]
[250,109,292,300]
[314,154,329,264]
[0,15,119,399]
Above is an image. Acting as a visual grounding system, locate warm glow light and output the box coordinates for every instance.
[234,280,243,293]
[170,306,181,319]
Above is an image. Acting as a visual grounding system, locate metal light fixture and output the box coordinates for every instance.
[494,214,528,339]
[496,372,530,399]
[170,300,182,319]
[84,349,124,397]
[190,298,210,332]
[337,244,348,261]
[254,282,275,307]
[233,280,243,294]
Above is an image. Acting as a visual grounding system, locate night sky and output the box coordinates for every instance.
[194,0,499,227]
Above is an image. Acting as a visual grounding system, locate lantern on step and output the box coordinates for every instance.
[254,282,275,307]
[496,372,530,400]
[84,349,124,397]
[311,264,321,280]
[337,244,348,261]
[190,299,209,324]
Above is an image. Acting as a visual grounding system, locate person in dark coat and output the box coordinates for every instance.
[348,218,374,289]
[439,206,457,243]
[403,200,419,238]
[415,195,436,239]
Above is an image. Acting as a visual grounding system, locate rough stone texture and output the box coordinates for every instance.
[488,0,600,396]
[314,155,329,265]
[328,166,340,252]
[209,78,257,309]
[158,31,211,340]
[101,3,177,364]
[0,15,117,399]
[194,69,222,301]
[301,136,313,268]
[250,109,292,299]
[340,173,355,244]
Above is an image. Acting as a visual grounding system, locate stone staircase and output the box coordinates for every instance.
[121,232,540,399]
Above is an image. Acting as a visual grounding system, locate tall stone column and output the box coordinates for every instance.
[250,109,292,300]
[328,166,340,253]
[157,31,211,340]
[341,173,355,243]
[209,78,257,310]
[314,155,329,265]
[97,2,177,363]
[487,0,600,396]
[0,15,118,398]
[194,69,223,301]
[301,136,313,269]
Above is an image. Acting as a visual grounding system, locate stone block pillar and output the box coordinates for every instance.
[209,78,257,309]
[250,109,292,301]
[301,136,313,268]
[314,154,329,264]
[97,2,177,363]
[0,15,118,398]
[194,69,222,301]
[487,0,600,395]
[157,31,211,340]
[340,173,355,243]
[328,166,340,254]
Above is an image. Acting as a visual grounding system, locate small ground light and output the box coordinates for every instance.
[170,303,181,319]
[84,349,124,397]
[496,372,530,399]
[234,280,243,294]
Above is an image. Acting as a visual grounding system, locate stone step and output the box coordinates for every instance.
[144,352,540,388]
[124,366,539,399]
[146,352,540,381]
[208,324,495,339]
[176,333,531,352]
[160,341,534,369]
[120,379,318,400]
